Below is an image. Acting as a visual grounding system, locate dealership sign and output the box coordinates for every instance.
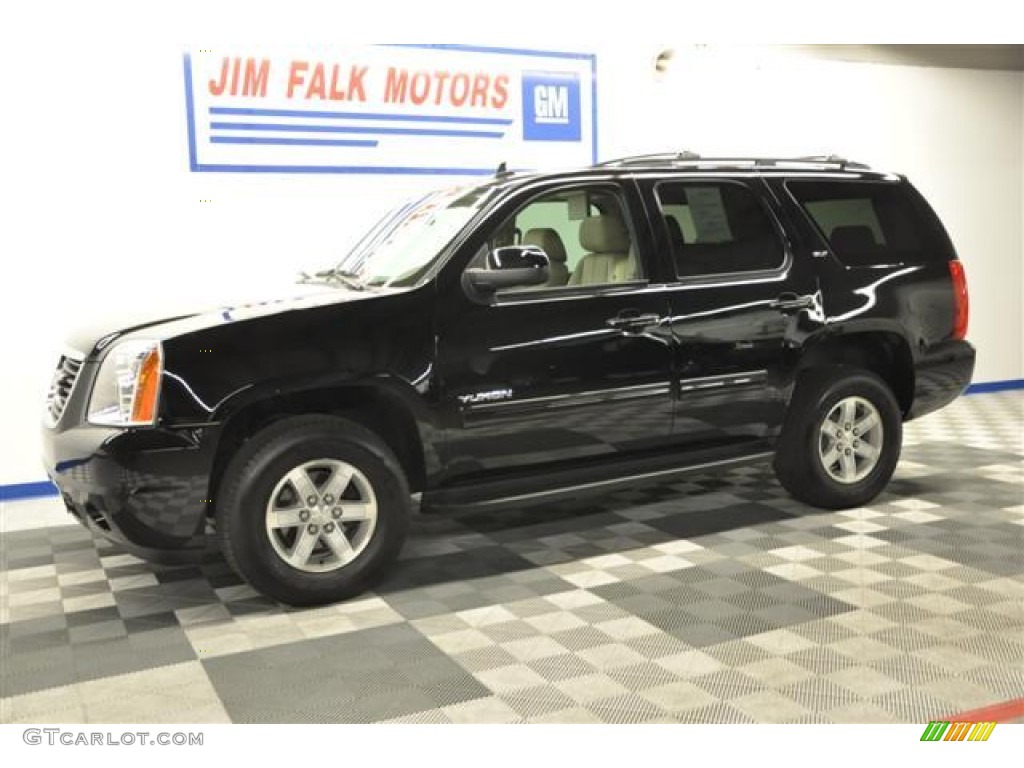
[183,45,597,175]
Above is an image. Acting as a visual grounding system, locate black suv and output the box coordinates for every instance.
[42,153,975,605]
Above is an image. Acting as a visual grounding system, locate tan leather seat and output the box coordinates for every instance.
[522,228,570,287]
[568,214,635,286]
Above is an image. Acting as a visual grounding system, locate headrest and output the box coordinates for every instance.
[829,225,878,254]
[580,215,630,254]
[523,228,568,263]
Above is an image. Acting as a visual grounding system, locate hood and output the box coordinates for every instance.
[66,281,395,358]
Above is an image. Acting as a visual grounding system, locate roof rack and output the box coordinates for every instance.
[596,151,701,167]
[792,155,871,170]
[595,152,871,171]
[493,160,517,179]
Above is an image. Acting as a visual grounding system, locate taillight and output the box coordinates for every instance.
[949,260,969,340]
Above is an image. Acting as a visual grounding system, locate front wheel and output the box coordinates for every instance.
[774,367,902,509]
[216,415,410,606]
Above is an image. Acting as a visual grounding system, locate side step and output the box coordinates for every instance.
[422,445,774,515]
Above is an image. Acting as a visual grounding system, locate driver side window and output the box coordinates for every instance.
[482,186,641,292]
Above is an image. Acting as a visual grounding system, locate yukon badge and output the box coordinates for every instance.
[458,389,513,406]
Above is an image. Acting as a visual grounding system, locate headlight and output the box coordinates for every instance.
[87,340,163,426]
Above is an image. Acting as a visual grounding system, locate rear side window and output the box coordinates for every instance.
[654,182,784,278]
[787,180,954,266]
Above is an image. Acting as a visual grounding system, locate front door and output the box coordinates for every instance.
[434,180,676,485]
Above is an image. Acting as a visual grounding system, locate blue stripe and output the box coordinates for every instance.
[183,55,198,171]
[965,379,1024,394]
[211,137,378,148]
[192,163,499,175]
[209,106,512,126]
[210,122,503,139]
[387,44,594,61]
[1,480,58,501]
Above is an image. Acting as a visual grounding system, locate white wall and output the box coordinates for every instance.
[1,33,1021,486]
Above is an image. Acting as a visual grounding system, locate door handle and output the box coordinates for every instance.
[769,293,814,313]
[605,312,663,330]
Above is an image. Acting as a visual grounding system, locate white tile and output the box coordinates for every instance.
[576,643,647,671]
[594,616,661,641]
[427,628,496,654]
[62,592,117,612]
[108,573,161,591]
[581,553,634,569]
[5,565,58,581]
[745,629,817,655]
[639,555,694,573]
[641,681,717,713]
[833,534,889,549]
[475,664,549,693]
[57,570,108,587]
[544,589,606,610]
[524,611,588,633]
[561,570,621,588]
[656,650,725,678]
[833,520,887,534]
[501,636,569,662]
[442,696,521,723]
[555,673,631,703]
[651,539,705,555]
[764,563,822,581]
[766,545,822,562]
[456,605,517,627]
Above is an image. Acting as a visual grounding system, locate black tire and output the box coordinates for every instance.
[216,415,410,606]
[773,366,902,509]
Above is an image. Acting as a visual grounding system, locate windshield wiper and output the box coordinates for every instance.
[299,269,366,291]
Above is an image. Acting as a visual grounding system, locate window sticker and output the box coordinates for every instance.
[685,186,733,242]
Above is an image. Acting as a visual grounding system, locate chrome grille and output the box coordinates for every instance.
[46,354,83,424]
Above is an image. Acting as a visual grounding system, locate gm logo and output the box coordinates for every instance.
[522,71,581,142]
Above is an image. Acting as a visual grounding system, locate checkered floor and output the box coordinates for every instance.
[2,391,1022,723]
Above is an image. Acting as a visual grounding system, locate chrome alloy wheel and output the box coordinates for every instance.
[817,396,884,484]
[264,459,378,573]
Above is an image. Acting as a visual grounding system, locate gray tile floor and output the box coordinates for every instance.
[1,391,1021,723]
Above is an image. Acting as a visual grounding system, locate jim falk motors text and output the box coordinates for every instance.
[207,57,511,108]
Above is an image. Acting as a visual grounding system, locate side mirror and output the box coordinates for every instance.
[465,245,551,295]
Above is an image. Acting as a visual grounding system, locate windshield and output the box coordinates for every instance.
[333,183,499,288]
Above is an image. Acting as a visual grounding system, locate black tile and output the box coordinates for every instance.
[65,606,123,627]
[647,503,796,540]
[379,546,555,593]
[203,623,488,723]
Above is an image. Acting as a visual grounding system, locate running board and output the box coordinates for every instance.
[422,446,774,514]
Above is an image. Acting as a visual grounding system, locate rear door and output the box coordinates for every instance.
[433,178,677,483]
[637,174,823,450]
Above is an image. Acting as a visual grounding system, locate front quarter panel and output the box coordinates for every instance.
[158,288,438,426]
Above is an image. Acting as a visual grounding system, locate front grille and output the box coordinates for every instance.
[46,354,83,424]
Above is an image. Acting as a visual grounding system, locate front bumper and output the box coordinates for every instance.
[906,339,976,421]
[42,420,221,558]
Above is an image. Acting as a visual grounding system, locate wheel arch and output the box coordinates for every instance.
[795,328,915,415]
[208,380,432,505]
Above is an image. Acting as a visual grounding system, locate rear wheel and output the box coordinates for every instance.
[216,415,410,606]
[774,367,902,509]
